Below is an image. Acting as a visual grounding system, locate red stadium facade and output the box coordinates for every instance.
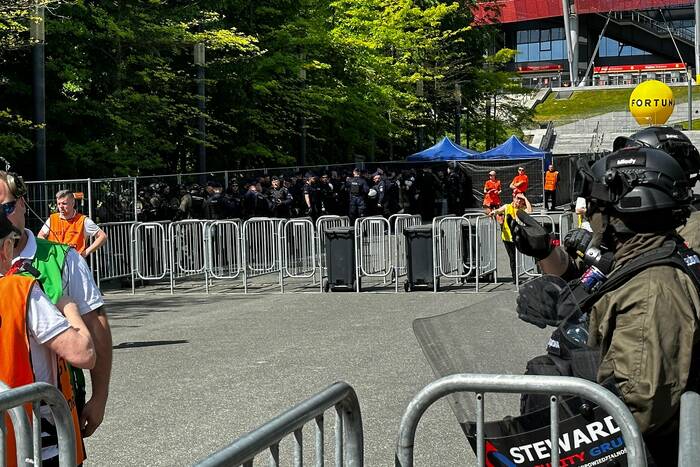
[473,0,697,87]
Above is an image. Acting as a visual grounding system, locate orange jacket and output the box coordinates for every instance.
[544,170,559,191]
[47,212,87,253]
[0,275,85,467]
[483,179,501,206]
[510,174,529,193]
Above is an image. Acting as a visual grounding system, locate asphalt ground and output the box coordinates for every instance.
[83,272,551,466]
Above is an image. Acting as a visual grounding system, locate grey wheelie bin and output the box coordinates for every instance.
[323,226,358,292]
[403,225,437,291]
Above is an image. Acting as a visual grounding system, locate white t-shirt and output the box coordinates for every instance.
[26,283,71,386]
[39,212,101,238]
[14,229,104,315]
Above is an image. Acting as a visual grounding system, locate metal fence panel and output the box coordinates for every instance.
[242,218,285,293]
[24,179,92,233]
[0,382,78,467]
[130,222,170,291]
[432,216,473,292]
[205,220,242,280]
[355,216,393,292]
[395,374,647,467]
[280,218,317,292]
[316,215,350,289]
[94,221,133,287]
[168,220,208,294]
[194,382,363,467]
[390,214,422,292]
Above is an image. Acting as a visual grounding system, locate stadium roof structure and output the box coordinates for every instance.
[473,0,694,24]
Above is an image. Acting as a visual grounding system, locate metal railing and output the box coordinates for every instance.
[280,218,317,292]
[679,391,700,467]
[194,382,363,467]
[205,219,243,281]
[390,214,422,292]
[0,382,77,467]
[94,221,133,288]
[355,216,393,292]
[169,220,209,294]
[130,221,170,293]
[395,374,647,467]
[463,213,499,292]
[432,216,473,292]
[242,218,285,293]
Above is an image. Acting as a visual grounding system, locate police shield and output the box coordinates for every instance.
[412,276,631,467]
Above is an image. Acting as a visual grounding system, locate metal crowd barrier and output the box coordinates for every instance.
[242,218,285,293]
[169,220,209,294]
[205,219,243,285]
[462,213,499,292]
[390,214,422,292]
[679,391,700,467]
[431,216,473,292]
[94,221,133,288]
[555,211,576,243]
[130,221,170,294]
[279,218,317,292]
[316,215,350,291]
[514,214,555,289]
[194,382,364,467]
[395,374,647,467]
[355,216,393,292]
[0,381,77,467]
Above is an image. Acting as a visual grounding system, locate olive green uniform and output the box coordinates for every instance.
[677,209,700,250]
[587,233,700,463]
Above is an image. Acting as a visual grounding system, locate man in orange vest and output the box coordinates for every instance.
[482,170,502,215]
[509,166,529,196]
[543,164,559,211]
[0,212,95,467]
[37,189,108,257]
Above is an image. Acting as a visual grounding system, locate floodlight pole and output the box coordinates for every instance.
[695,0,700,82]
[561,0,578,86]
[688,66,693,130]
[31,1,46,180]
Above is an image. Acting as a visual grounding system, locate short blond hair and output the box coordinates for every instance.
[55,189,75,200]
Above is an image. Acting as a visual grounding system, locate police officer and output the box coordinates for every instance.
[613,125,700,250]
[269,176,293,218]
[303,172,322,221]
[446,164,465,215]
[346,168,369,223]
[511,147,700,466]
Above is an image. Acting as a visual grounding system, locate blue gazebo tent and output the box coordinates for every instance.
[407,137,479,161]
[477,135,550,165]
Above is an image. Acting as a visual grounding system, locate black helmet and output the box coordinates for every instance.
[613,126,700,181]
[580,147,692,231]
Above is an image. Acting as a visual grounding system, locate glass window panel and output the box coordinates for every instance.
[516,43,528,62]
[540,49,551,60]
[517,30,528,44]
[552,40,564,59]
[529,43,540,61]
[551,27,563,40]
[540,39,551,51]
[541,29,550,42]
[530,30,539,43]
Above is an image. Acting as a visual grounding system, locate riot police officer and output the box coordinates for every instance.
[371,169,395,218]
[346,168,369,223]
[303,172,322,221]
[269,176,293,218]
[511,147,700,466]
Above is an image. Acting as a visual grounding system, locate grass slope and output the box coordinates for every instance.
[535,86,700,124]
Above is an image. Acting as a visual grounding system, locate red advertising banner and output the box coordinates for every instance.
[517,65,563,73]
[473,0,692,24]
[594,62,686,73]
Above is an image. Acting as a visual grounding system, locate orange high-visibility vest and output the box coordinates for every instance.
[0,275,86,467]
[47,213,87,253]
[483,179,502,207]
[511,174,529,193]
[544,170,559,191]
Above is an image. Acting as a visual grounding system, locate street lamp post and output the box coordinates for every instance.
[31,1,46,180]
[194,43,206,179]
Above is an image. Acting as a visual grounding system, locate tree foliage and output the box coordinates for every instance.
[0,0,532,178]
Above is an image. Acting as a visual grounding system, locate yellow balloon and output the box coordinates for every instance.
[629,80,675,126]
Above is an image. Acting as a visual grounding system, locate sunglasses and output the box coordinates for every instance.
[1,200,17,215]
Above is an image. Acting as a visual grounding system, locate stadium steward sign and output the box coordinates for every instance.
[629,79,674,125]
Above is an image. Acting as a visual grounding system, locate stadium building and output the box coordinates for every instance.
[474,0,700,88]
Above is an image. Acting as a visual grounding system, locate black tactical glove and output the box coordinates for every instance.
[516,277,578,328]
[506,211,552,260]
[563,228,592,259]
